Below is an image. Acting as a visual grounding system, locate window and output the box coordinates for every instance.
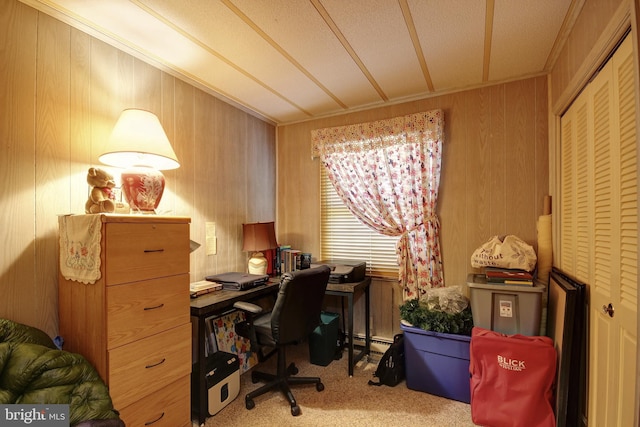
[320,167,399,278]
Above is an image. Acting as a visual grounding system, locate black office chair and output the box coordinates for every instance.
[233,265,331,416]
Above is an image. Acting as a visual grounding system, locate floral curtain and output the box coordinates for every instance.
[311,110,444,300]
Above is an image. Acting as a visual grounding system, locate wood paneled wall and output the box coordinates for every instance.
[549,0,627,113]
[277,76,549,340]
[0,1,275,337]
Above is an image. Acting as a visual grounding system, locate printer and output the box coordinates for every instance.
[312,259,366,284]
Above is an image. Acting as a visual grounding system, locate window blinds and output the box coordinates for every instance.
[320,167,399,278]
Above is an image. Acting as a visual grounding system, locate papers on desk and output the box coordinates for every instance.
[190,280,223,298]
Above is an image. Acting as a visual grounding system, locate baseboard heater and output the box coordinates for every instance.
[351,334,392,362]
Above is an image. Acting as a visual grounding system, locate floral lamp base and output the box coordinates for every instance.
[121,167,165,213]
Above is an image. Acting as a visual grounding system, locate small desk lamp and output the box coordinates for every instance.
[242,222,278,275]
[99,109,179,213]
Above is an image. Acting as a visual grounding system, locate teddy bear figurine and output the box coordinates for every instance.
[84,167,123,214]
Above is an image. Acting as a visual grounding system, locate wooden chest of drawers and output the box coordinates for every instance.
[59,214,191,427]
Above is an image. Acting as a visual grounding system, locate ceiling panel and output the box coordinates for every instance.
[23,0,576,124]
[411,0,486,92]
[320,0,429,101]
[141,0,342,118]
[490,0,572,81]
[232,0,383,111]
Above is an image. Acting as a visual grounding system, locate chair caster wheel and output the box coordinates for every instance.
[246,398,255,410]
[316,382,325,392]
[291,404,301,416]
[287,363,299,376]
[251,372,259,384]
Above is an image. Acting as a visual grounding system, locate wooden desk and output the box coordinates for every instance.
[190,280,280,319]
[190,281,280,426]
[325,277,372,376]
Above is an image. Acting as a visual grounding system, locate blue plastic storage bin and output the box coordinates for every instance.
[400,323,471,403]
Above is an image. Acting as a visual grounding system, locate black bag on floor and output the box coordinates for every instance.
[368,333,405,387]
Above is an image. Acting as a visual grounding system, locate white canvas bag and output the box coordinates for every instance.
[470,235,537,271]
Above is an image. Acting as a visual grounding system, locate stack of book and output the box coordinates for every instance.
[484,267,534,286]
[275,245,312,275]
[190,280,223,298]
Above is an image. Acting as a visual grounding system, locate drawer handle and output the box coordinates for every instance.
[144,412,165,425]
[144,249,165,253]
[145,358,166,369]
[144,303,165,311]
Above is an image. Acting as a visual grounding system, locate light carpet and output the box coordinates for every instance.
[192,343,477,427]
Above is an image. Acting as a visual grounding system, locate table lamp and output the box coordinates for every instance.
[99,109,180,213]
[242,222,278,275]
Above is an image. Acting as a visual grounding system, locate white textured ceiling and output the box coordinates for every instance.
[24,0,577,125]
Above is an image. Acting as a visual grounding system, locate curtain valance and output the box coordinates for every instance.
[311,109,443,158]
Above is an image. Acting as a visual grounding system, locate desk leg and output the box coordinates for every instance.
[193,316,208,426]
[364,283,371,360]
[347,292,355,377]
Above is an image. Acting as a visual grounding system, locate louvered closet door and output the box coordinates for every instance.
[560,83,591,278]
[559,34,637,426]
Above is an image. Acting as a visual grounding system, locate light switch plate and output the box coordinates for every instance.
[206,222,216,255]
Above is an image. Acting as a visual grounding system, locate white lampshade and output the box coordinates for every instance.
[99,109,180,213]
[99,109,179,170]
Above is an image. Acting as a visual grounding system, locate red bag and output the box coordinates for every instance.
[470,327,556,427]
